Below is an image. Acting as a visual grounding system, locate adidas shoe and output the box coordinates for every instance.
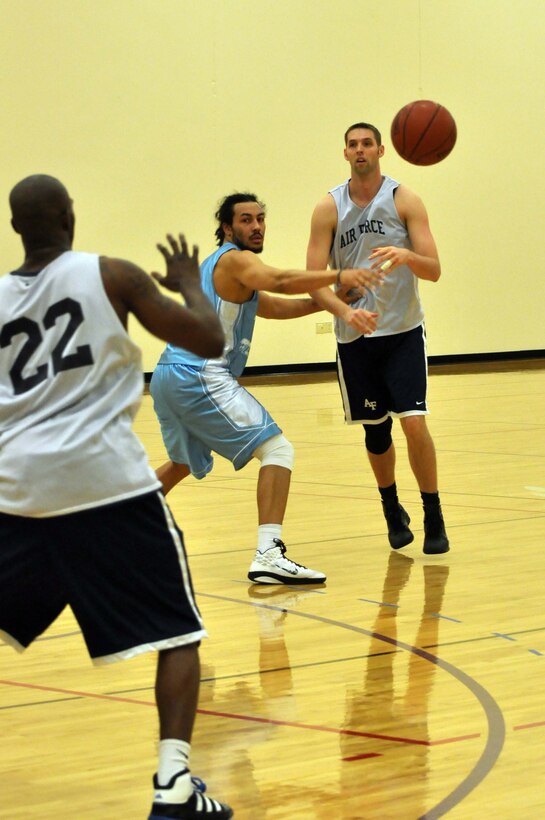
[148,771,233,819]
[382,502,414,550]
[423,512,450,554]
[248,538,326,585]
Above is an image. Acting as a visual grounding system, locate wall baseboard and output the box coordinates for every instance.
[144,349,545,383]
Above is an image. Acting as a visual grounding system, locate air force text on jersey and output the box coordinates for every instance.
[339,219,386,249]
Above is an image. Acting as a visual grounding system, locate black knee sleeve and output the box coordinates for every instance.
[364,418,393,455]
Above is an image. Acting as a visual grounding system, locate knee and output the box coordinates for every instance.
[252,434,294,470]
[364,418,393,455]
[400,415,428,442]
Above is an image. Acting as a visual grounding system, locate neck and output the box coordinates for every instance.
[348,172,384,207]
[19,243,71,273]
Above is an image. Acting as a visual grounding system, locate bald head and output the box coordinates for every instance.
[10,174,74,251]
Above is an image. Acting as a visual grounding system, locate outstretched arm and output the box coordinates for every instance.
[256,292,324,320]
[100,234,224,358]
[215,236,383,303]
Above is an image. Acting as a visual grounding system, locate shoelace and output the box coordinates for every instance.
[272,538,309,569]
[191,776,206,793]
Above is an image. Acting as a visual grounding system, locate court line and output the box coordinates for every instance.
[0,596,514,817]
[199,592,506,820]
[0,677,479,747]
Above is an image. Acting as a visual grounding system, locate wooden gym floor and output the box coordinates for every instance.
[1,362,544,819]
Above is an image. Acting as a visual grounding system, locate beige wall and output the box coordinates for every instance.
[1,0,544,371]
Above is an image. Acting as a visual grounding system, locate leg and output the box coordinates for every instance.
[399,415,437,493]
[399,415,449,554]
[256,464,291,524]
[248,435,325,585]
[364,420,414,550]
[150,591,232,816]
[156,461,191,495]
[366,441,396,489]
[155,644,200,740]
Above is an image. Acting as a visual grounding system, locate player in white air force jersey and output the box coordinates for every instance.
[307,122,449,555]
[0,174,233,820]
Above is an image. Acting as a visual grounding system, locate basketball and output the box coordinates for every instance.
[390,100,457,166]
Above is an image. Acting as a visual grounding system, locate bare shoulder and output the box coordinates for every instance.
[394,184,426,218]
[216,247,261,276]
[99,255,156,297]
[312,193,338,222]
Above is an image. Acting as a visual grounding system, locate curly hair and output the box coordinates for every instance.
[214,192,265,246]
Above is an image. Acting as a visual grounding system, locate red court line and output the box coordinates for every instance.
[513,721,545,731]
[0,678,154,707]
[198,706,481,747]
[0,677,478,747]
[343,753,382,761]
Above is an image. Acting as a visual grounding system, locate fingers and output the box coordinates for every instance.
[157,234,199,261]
[353,311,378,334]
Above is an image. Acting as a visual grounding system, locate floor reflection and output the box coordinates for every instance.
[339,552,450,819]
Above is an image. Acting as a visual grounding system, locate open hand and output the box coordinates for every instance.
[152,234,201,293]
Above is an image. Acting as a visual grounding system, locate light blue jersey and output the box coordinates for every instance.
[156,243,258,378]
[151,243,281,478]
[329,176,424,343]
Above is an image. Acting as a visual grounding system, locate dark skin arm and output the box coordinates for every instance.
[100,234,224,358]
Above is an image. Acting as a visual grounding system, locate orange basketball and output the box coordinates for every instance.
[391,100,457,166]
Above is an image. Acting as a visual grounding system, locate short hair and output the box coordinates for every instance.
[344,122,382,146]
[214,192,264,246]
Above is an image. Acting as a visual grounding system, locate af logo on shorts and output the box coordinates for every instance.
[239,338,251,356]
[364,398,377,411]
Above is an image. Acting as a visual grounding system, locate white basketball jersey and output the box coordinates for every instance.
[329,176,424,343]
[0,251,160,516]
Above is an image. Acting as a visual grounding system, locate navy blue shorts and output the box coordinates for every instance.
[336,325,429,424]
[0,492,206,664]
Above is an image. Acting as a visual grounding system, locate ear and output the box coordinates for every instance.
[222,222,233,240]
[343,147,349,162]
[378,144,385,158]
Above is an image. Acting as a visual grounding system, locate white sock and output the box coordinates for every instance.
[157,738,191,788]
[257,524,282,554]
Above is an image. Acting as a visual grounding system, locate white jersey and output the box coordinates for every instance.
[329,176,424,343]
[0,251,160,516]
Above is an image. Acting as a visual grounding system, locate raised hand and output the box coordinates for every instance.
[152,234,201,294]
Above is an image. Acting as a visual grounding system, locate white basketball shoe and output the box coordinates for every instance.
[247,538,326,585]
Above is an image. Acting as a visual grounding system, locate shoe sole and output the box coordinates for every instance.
[385,505,414,550]
[248,571,326,585]
[148,815,233,820]
[149,811,233,820]
[423,539,450,555]
[389,530,415,550]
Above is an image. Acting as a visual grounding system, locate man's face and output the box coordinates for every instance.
[223,202,265,253]
[344,128,384,176]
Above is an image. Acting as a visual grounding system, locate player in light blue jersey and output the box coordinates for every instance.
[306,123,449,555]
[151,193,382,585]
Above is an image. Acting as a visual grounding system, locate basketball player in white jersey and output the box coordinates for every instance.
[306,123,449,555]
[150,192,382,586]
[0,175,233,819]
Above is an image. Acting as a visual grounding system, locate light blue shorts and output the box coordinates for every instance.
[150,364,281,478]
